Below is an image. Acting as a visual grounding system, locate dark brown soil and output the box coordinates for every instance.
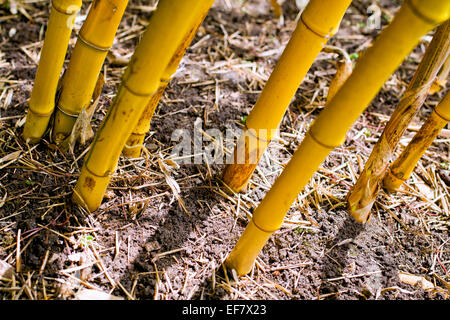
[0,0,449,300]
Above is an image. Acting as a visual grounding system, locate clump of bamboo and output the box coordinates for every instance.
[221,0,353,193]
[383,90,450,192]
[72,0,215,212]
[51,0,129,145]
[22,0,82,144]
[122,9,209,158]
[226,0,450,276]
[323,45,353,102]
[347,19,450,223]
[270,0,282,18]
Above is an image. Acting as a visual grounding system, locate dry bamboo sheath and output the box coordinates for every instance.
[19,0,450,278]
[429,55,450,95]
[347,19,450,223]
[383,90,450,192]
[226,0,450,275]
[73,0,215,212]
[22,0,82,143]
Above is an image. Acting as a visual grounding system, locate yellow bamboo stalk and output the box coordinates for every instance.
[347,19,450,223]
[226,0,450,276]
[51,0,129,145]
[221,0,352,193]
[22,0,82,144]
[72,0,215,212]
[383,90,450,192]
[122,7,210,158]
[429,55,450,95]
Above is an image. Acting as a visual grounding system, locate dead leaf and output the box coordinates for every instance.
[107,51,131,66]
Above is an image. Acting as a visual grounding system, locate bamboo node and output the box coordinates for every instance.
[252,218,280,234]
[243,124,275,143]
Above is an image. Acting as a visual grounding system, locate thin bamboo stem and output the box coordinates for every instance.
[383,90,450,192]
[52,0,129,145]
[221,0,353,193]
[122,6,210,158]
[225,0,450,276]
[72,0,215,212]
[347,19,450,223]
[22,0,82,144]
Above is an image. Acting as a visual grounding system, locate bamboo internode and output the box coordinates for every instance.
[52,0,129,145]
[221,0,353,193]
[226,0,450,275]
[72,0,215,212]
[383,90,450,192]
[347,19,450,223]
[22,0,82,144]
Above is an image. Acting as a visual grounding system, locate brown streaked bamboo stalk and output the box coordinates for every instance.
[347,19,450,223]
[383,90,450,192]
[22,0,82,144]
